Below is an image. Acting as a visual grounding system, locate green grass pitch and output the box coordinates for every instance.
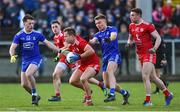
[0,82,179,111]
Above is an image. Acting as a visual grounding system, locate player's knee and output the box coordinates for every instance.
[142,74,149,81]
[53,72,60,80]
[80,77,87,83]
[21,83,28,88]
[69,79,75,85]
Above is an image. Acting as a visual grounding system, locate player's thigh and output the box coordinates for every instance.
[53,62,67,77]
[25,64,38,76]
[69,69,82,83]
[142,62,154,76]
[107,61,118,73]
[80,67,96,81]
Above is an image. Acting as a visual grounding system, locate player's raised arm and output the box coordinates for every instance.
[43,39,61,53]
[151,30,161,51]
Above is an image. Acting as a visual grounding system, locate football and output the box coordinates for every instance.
[66,52,76,63]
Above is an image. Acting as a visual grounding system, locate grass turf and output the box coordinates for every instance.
[0,82,179,111]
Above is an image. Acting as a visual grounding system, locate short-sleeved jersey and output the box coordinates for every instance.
[53,32,64,48]
[53,32,66,63]
[69,36,100,66]
[93,26,120,59]
[129,22,155,54]
[13,29,45,61]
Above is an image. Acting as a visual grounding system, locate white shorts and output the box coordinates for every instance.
[56,62,68,70]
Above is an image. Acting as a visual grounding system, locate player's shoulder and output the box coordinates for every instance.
[129,23,135,28]
[16,30,24,36]
[32,30,43,35]
[142,21,154,26]
[107,26,117,30]
[76,35,87,44]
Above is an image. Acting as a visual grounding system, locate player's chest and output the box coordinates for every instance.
[70,45,82,54]
[99,31,110,39]
[131,26,147,40]
[20,35,38,43]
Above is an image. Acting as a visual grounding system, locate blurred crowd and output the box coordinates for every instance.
[0,0,179,40]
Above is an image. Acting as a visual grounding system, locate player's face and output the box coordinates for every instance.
[64,32,75,44]
[24,19,34,32]
[51,23,61,36]
[95,19,107,31]
[130,12,141,23]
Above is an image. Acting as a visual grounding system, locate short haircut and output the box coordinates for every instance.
[23,14,34,23]
[131,8,142,16]
[51,20,60,25]
[64,27,76,36]
[94,14,106,21]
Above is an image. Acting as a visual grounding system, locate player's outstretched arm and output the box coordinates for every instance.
[43,39,60,53]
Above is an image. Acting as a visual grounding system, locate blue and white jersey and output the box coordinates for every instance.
[13,29,45,61]
[93,26,120,60]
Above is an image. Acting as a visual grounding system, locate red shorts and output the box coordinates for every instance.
[138,53,156,66]
[78,63,100,75]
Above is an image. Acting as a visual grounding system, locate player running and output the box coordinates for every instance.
[9,14,60,106]
[89,14,130,105]
[126,8,173,106]
[48,21,107,102]
[63,27,101,106]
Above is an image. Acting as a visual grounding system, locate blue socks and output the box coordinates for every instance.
[110,88,115,95]
[32,88,37,96]
[120,89,127,95]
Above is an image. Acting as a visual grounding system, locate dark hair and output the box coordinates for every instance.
[94,14,106,21]
[51,20,60,25]
[64,27,76,36]
[131,8,142,17]
[22,14,34,23]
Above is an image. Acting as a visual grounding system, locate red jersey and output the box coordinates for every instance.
[69,36,100,66]
[129,21,155,54]
[53,32,70,64]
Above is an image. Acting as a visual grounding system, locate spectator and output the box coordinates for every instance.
[172,4,180,28]
[162,0,173,22]
[152,6,165,30]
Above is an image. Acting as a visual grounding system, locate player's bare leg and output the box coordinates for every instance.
[88,78,107,96]
[21,72,31,94]
[150,65,173,106]
[80,67,96,106]
[142,62,153,106]
[69,69,84,90]
[26,64,40,106]
[103,61,130,105]
[48,65,64,101]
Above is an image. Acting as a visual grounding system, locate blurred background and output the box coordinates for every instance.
[0,0,180,82]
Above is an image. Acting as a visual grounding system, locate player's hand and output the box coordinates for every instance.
[149,47,156,54]
[161,59,167,67]
[69,53,81,63]
[125,43,131,50]
[104,37,111,43]
[10,55,18,63]
[53,56,60,62]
